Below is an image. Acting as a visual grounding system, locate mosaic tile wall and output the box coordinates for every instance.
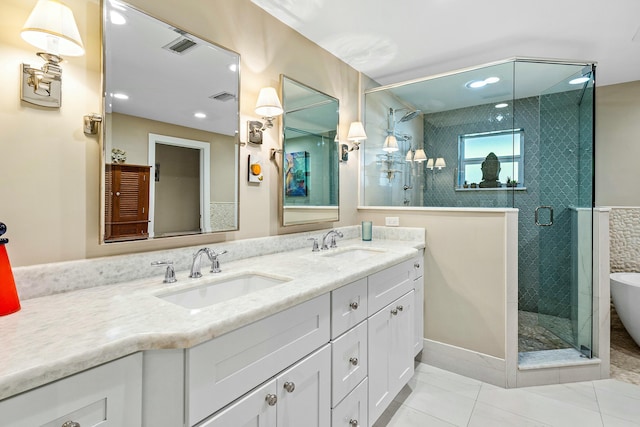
[610,208,640,273]
[422,90,592,319]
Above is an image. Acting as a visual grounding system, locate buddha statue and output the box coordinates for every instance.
[479,152,501,188]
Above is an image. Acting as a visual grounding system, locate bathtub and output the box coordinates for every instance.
[611,272,640,347]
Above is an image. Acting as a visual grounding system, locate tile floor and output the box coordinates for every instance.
[374,363,640,426]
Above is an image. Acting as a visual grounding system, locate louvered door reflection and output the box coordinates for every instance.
[105,164,151,241]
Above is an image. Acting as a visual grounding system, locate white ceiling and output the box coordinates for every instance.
[251,0,640,87]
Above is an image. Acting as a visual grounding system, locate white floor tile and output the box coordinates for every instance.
[373,400,456,427]
[393,377,477,426]
[595,386,640,423]
[602,414,640,427]
[477,385,604,427]
[468,401,552,427]
[594,379,640,401]
[524,381,600,412]
[412,363,483,399]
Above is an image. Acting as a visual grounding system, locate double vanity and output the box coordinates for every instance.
[0,226,424,427]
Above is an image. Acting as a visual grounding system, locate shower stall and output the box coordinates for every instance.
[363,58,596,365]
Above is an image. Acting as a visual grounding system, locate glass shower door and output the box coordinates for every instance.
[533,66,594,355]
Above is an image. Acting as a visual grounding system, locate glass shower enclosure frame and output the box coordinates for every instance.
[362,57,596,358]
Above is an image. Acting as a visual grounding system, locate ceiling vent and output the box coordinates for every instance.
[210,92,237,102]
[162,36,198,55]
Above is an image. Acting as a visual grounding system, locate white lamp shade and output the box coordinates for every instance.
[255,87,283,117]
[347,121,367,142]
[405,150,413,162]
[21,0,85,56]
[382,135,399,152]
[414,149,427,163]
[426,158,434,169]
[435,157,446,169]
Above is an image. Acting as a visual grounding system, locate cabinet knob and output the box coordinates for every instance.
[349,419,359,426]
[115,192,121,196]
[414,262,420,269]
[397,305,404,312]
[61,422,80,427]
[349,301,359,310]
[391,308,398,315]
[283,381,296,393]
[349,357,358,366]
[265,394,278,406]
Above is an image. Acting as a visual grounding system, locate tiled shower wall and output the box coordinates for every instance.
[422,90,590,318]
[610,207,640,273]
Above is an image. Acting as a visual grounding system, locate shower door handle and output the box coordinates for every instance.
[535,206,554,226]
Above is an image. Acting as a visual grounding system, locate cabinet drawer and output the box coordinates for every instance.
[331,278,368,338]
[0,353,142,427]
[331,378,368,427]
[331,321,368,407]
[368,259,414,314]
[187,294,330,426]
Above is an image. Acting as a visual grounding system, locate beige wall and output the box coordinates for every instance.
[359,209,509,359]
[595,80,640,206]
[0,0,359,266]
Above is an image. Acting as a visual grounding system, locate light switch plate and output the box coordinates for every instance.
[385,216,400,227]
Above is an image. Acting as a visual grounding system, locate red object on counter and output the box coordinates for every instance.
[0,244,21,316]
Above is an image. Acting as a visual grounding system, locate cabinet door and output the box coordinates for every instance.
[276,345,331,427]
[199,380,277,427]
[368,291,414,426]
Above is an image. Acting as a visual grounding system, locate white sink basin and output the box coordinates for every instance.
[320,247,385,262]
[158,274,290,309]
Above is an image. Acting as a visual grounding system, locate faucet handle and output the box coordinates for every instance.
[151,260,177,283]
[307,238,319,252]
[330,231,343,248]
[209,249,227,273]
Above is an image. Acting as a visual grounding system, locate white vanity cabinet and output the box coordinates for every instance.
[0,353,142,427]
[367,260,416,426]
[201,345,330,427]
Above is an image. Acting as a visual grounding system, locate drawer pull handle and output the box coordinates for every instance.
[414,262,420,269]
[283,381,296,393]
[349,301,359,310]
[391,308,398,315]
[265,394,278,406]
[397,305,404,312]
[349,357,359,366]
[61,422,80,427]
[349,419,359,426]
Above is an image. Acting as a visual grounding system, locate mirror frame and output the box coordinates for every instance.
[100,0,241,244]
[279,75,340,227]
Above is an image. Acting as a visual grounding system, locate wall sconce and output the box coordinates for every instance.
[435,157,446,170]
[382,135,399,153]
[247,87,283,144]
[347,121,367,151]
[20,0,85,108]
[413,149,427,163]
[426,158,434,170]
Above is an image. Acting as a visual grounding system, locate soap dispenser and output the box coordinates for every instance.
[0,222,21,316]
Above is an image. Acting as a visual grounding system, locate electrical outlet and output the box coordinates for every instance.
[385,216,400,227]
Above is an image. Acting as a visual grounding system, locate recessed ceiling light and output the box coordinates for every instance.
[112,93,129,100]
[569,76,590,85]
[194,112,207,118]
[484,77,500,84]
[110,11,126,25]
[495,103,509,109]
[228,63,237,72]
[466,80,487,89]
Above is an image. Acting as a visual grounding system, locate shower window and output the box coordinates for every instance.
[457,129,524,188]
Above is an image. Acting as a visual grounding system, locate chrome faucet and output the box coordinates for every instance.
[321,229,343,250]
[151,260,177,283]
[208,249,228,273]
[189,248,212,278]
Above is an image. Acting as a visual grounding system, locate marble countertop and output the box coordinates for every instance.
[0,238,422,401]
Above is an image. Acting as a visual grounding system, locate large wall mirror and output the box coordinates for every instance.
[102,1,239,243]
[280,76,339,226]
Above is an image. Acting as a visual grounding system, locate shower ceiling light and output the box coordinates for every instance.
[495,103,509,109]
[466,76,500,89]
[569,76,590,85]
